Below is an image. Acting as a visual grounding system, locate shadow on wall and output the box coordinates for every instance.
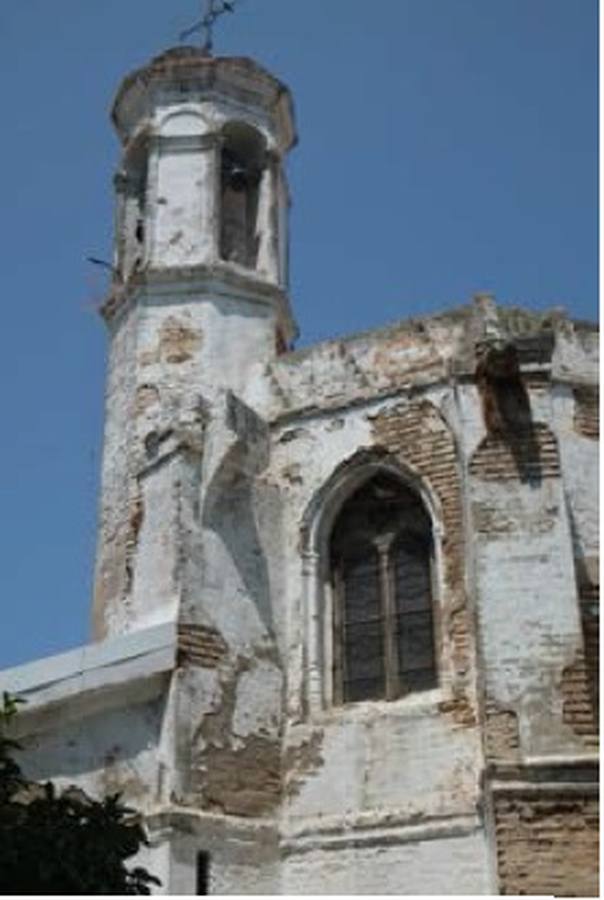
[202,394,275,634]
[16,698,163,787]
[475,342,542,486]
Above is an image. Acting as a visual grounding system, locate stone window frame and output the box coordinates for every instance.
[301,450,445,715]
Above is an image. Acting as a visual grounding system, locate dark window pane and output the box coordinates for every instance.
[392,532,436,691]
[402,668,438,692]
[344,676,385,703]
[331,474,437,704]
[397,610,436,688]
[344,621,384,643]
[344,650,384,681]
[342,552,381,626]
[393,542,432,613]
[341,546,385,698]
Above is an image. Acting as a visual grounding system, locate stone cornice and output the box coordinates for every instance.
[112,49,296,152]
[100,262,298,342]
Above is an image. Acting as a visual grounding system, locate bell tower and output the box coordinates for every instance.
[92,47,297,638]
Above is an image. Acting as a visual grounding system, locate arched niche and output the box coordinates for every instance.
[157,108,208,138]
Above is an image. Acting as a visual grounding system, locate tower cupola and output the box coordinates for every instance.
[107,46,297,347]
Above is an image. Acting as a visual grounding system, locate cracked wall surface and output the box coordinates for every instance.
[52,292,597,894]
[11,43,601,895]
[8,296,599,895]
[264,299,598,895]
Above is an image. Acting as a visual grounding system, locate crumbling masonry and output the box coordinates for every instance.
[0,47,598,895]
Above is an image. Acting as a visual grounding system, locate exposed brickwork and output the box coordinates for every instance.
[177,624,228,668]
[472,500,557,536]
[191,655,283,817]
[559,557,601,749]
[573,386,599,439]
[484,702,520,762]
[371,401,476,726]
[561,654,598,748]
[569,557,599,746]
[95,480,145,632]
[201,735,282,817]
[139,317,202,366]
[123,489,144,595]
[493,791,599,896]
[469,423,560,481]
[580,587,599,733]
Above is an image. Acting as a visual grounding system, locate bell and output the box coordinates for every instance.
[228,163,249,192]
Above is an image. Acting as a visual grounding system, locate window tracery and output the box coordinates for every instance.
[329,472,437,704]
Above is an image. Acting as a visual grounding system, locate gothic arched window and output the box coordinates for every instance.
[330,473,437,704]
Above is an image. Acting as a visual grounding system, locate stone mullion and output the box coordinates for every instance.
[332,566,344,705]
[377,537,399,700]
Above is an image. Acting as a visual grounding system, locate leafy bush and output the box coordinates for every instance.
[0,693,161,895]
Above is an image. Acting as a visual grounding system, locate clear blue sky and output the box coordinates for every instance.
[0,0,597,668]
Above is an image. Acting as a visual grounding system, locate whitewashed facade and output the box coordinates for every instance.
[0,47,598,895]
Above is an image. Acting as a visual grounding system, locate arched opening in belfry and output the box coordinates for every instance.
[117,137,148,280]
[219,122,266,269]
[329,471,438,705]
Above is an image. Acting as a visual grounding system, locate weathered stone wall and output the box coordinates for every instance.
[93,46,296,644]
[260,300,598,895]
[27,39,598,894]
[15,694,165,811]
[4,297,598,895]
[554,334,599,756]
[92,285,282,640]
[166,814,280,894]
[1,626,177,822]
[282,830,490,895]
[92,302,140,637]
[462,314,599,894]
[264,311,489,892]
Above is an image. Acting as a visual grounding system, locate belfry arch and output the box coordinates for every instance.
[219,121,267,269]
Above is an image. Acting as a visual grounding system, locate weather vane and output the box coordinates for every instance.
[179,0,238,55]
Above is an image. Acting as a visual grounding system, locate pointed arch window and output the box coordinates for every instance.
[330,473,437,704]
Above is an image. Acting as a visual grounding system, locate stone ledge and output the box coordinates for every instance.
[280,812,482,856]
[485,755,599,792]
[101,263,297,343]
[0,622,177,714]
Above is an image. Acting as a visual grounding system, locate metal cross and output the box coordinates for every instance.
[179,0,237,55]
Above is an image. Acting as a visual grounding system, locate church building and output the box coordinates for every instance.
[0,43,598,895]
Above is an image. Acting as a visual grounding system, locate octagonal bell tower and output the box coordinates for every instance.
[111,46,297,357]
[93,48,297,639]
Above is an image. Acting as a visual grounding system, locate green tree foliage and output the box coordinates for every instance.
[0,693,161,895]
